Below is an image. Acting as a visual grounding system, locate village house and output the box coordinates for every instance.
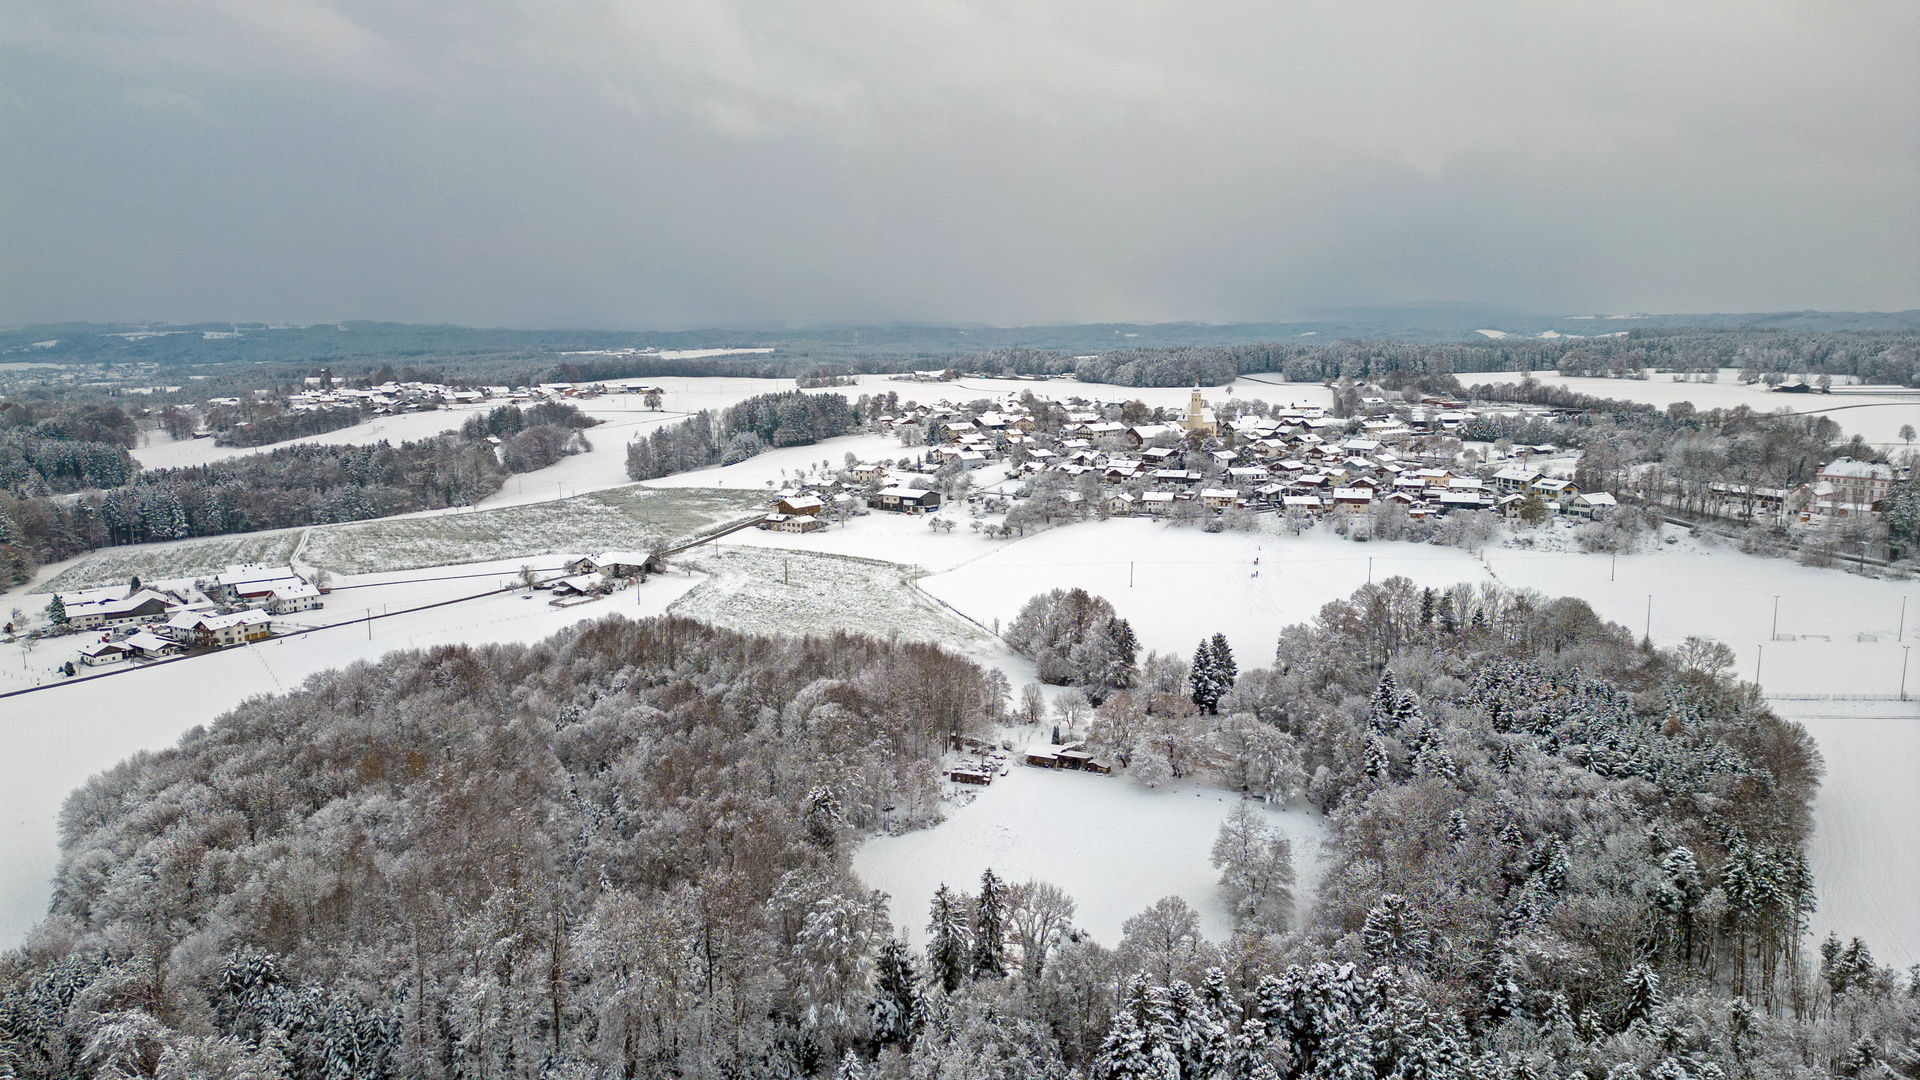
[121,630,184,659]
[1816,458,1894,509]
[1330,487,1374,513]
[1492,466,1544,492]
[59,588,180,631]
[772,494,825,517]
[163,609,273,648]
[77,640,132,666]
[571,551,662,578]
[1572,491,1619,518]
[266,582,323,614]
[205,564,309,605]
[871,486,942,513]
[760,512,825,534]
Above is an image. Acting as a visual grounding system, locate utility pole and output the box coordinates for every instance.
[1367,557,1373,584]
[1772,596,1780,642]
[1755,645,1762,686]
[1130,562,1134,587]
[1904,646,1912,702]
[1901,596,1908,643]
[1645,595,1652,645]
[1611,552,1616,581]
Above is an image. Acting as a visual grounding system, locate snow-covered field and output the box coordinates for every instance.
[131,408,492,470]
[300,486,765,575]
[1512,369,1920,451]
[853,764,1326,946]
[671,546,995,651]
[913,518,1920,699]
[1774,700,1920,968]
[0,559,707,947]
[36,529,305,592]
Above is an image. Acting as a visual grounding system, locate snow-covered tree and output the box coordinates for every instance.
[971,868,1009,979]
[1209,802,1296,936]
[927,884,973,993]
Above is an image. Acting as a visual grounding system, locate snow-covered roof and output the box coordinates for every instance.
[1820,458,1893,481]
[592,550,653,567]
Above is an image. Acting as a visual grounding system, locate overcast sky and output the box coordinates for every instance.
[2,1,1915,329]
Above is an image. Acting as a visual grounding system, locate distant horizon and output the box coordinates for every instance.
[11,306,1920,338]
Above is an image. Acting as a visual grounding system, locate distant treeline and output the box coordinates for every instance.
[625,390,859,481]
[937,328,1920,388]
[214,404,366,447]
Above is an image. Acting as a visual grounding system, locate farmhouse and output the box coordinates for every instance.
[871,486,942,513]
[772,494,824,516]
[76,640,132,666]
[266,582,323,614]
[59,589,179,631]
[571,551,662,578]
[760,512,824,534]
[121,630,184,659]
[549,575,608,597]
[208,564,308,604]
[163,609,273,648]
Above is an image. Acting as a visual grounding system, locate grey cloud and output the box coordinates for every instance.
[1,1,1915,328]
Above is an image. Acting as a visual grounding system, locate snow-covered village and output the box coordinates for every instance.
[5,3,1920,1076]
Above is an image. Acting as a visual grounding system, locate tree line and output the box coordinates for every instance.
[0,403,596,587]
[625,390,861,481]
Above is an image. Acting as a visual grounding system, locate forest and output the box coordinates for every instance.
[0,403,140,498]
[0,403,595,587]
[624,391,861,481]
[2,581,1913,1079]
[213,406,367,448]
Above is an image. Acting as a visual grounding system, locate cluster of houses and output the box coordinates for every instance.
[1023,741,1116,774]
[539,551,667,599]
[208,377,668,435]
[1694,458,1904,529]
[757,487,943,533]
[768,387,1624,526]
[54,562,321,668]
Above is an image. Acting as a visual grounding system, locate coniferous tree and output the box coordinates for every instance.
[1209,633,1236,695]
[1189,638,1218,713]
[44,594,65,626]
[971,869,1008,979]
[1622,963,1660,1028]
[927,885,971,993]
[871,938,920,1047]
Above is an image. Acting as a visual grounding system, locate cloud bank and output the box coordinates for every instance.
[2,1,1915,327]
